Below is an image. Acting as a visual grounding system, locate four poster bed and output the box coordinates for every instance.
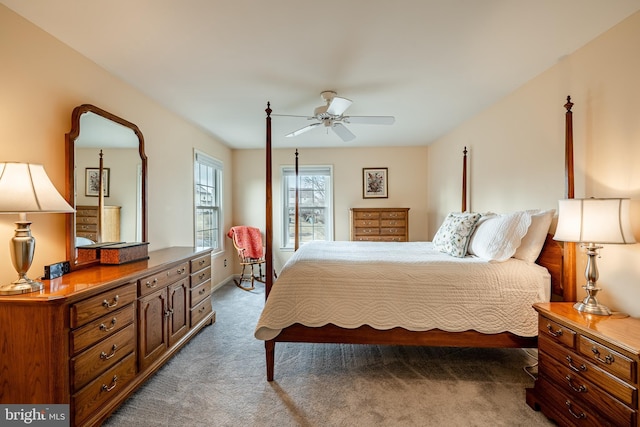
[257,98,578,381]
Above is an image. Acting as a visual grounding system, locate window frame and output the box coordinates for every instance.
[281,164,334,250]
[193,150,223,253]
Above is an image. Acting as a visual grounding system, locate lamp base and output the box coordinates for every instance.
[0,278,43,295]
[573,299,611,316]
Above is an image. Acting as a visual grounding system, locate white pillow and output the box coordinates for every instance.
[433,212,482,258]
[467,211,531,262]
[513,209,555,263]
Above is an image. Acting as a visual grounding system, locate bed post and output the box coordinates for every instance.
[294,149,300,251]
[265,103,276,381]
[563,96,577,302]
[462,146,468,212]
[265,103,273,298]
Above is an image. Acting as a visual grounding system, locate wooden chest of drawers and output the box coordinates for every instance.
[526,302,640,427]
[350,208,409,242]
[0,247,214,427]
[76,205,121,242]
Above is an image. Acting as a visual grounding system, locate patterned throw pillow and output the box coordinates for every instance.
[433,212,482,257]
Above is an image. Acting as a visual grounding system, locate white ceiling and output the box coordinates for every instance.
[3,1,640,149]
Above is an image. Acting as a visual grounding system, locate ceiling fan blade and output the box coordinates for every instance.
[331,123,356,142]
[285,122,321,137]
[326,96,352,116]
[343,116,395,125]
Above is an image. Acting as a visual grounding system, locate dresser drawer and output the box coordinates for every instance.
[354,219,380,227]
[190,280,212,307]
[578,335,636,383]
[354,211,380,220]
[534,377,611,427]
[191,266,211,288]
[380,227,406,236]
[354,227,379,236]
[70,283,137,328]
[76,223,98,232]
[76,215,98,225]
[540,335,636,406]
[138,262,189,297]
[71,304,136,354]
[71,323,136,391]
[73,352,137,426]
[76,207,99,217]
[538,316,577,349]
[380,211,406,220]
[190,296,212,326]
[540,353,635,426]
[190,253,211,272]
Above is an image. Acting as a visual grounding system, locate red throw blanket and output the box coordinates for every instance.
[227,226,264,259]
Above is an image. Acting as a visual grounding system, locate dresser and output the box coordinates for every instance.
[0,247,214,427]
[350,208,409,241]
[76,205,121,242]
[526,302,640,427]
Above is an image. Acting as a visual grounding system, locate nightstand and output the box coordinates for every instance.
[526,302,640,426]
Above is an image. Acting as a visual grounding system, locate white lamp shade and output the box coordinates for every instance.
[554,198,635,244]
[0,163,74,213]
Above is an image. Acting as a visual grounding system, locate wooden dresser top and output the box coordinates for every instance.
[0,246,211,304]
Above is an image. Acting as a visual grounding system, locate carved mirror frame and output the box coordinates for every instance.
[65,104,147,269]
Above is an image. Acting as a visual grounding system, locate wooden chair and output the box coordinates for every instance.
[228,226,266,291]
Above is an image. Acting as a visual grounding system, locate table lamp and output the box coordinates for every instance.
[0,162,74,295]
[554,198,635,315]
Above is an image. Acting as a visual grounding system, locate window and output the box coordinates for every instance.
[281,165,333,248]
[194,151,223,252]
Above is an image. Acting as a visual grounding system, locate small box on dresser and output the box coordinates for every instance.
[526,302,640,427]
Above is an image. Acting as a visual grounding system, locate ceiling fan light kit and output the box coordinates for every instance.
[284,90,395,142]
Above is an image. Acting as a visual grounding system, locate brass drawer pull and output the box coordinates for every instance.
[199,306,206,313]
[146,278,158,288]
[164,308,174,318]
[102,295,119,309]
[199,288,207,295]
[591,346,614,364]
[565,375,587,393]
[177,267,186,275]
[99,318,117,332]
[100,344,118,360]
[199,259,206,266]
[565,400,586,419]
[565,355,587,372]
[546,323,563,337]
[102,375,118,392]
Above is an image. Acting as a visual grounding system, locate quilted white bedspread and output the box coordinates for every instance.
[254,241,551,340]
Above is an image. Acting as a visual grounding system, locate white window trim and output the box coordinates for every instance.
[194,149,224,254]
[280,164,334,250]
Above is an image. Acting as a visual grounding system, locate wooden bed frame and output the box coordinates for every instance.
[262,97,577,381]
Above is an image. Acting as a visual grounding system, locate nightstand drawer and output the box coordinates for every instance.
[535,377,611,427]
[579,335,635,383]
[540,353,635,426]
[538,317,577,349]
[540,335,636,406]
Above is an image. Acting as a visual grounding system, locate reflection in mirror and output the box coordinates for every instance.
[66,105,147,269]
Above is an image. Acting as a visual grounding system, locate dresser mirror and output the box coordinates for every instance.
[65,104,147,268]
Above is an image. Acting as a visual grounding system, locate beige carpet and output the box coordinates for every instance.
[103,281,554,426]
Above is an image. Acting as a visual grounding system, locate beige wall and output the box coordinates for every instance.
[429,11,640,316]
[0,6,235,287]
[232,146,429,271]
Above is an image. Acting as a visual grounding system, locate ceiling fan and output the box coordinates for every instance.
[281,90,395,142]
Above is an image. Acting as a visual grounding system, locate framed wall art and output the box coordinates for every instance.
[362,167,388,199]
[85,167,110,197]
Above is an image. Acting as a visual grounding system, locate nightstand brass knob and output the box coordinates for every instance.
[565,400,586,419]
[591,347,614,364]
[546,323,562,337]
